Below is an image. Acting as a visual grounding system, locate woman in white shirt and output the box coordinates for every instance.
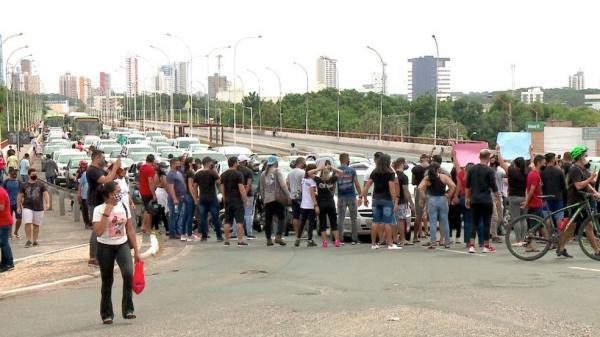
[93,181,141,325]
[294,164,319,247]
[114,166,135,211]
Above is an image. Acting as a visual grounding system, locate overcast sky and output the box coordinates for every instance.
[2,0,599,96]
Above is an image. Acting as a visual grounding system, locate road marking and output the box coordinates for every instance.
[442,249,486,257]
[568,267,600,273]
[0,272,99,298]
[14,243,89,263]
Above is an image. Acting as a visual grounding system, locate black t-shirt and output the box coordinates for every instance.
[86,165,106,207]
[20,180,47,211]
[370,170,395,201]
[185,170,195,194]
[466,164,498,204]
[314,175,337,209]
[411,165,426,186]
[541,166,566,201]
[238,166,254,196]
[567,165,590,205]
[194,169,219,202]
[507,166,527,197]
[221,169,244,204]
[396,170,409,205]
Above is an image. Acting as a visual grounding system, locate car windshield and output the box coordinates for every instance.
[69,159,90,169]
[128,138,146,144]
[100,144,122,153]
[178,139,199,149]
[131,152,156,162]
[58,154,88,164]
[191,152,226,162]
[160,149,185,157]
[44,144,71,153]
[84,137,99,145]
[146,131,162,137]
[189,143,209,151]
[152,137,168,143]
[128,146,153,153]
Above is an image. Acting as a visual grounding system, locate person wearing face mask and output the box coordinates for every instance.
[86,150,121,266]
[16,168,50,248]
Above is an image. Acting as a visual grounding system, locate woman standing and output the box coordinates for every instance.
[309,161,341,248]
[497,148,528,243]
[259,156,291,246]
[295,164,319,247]
[92,181,141,324]
[418,162,456,249]
[361,154,402,250]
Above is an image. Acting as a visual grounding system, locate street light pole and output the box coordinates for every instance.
[204,45,231,124]
[246,69,262,130]
[237,75,245,128]
[233,35,262,145]
[293,62,309,135]
[149,45,174,137]
[5,45,29,134]
[166,33,194,134]
[244,106,254,150]
[0,32,23,86]
[366,46,385,141]
[265,67,283,131]
[432,34,440,147]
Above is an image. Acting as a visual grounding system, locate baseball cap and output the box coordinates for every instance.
[267,156,278,166]
[237,154,250,162]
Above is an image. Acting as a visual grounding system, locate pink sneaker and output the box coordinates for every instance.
[322,240,328,248]
[334,239,341,248]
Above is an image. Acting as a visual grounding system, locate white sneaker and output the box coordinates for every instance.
[180,235,188,242]
[468,246,476,254]
[371,244,380,250]
[388,244,403,250]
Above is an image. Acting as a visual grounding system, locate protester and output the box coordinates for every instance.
[419,162,456,249]
[336,153,362,245]
[92,181,141,324]
[310,161,341,248]
[19,154,30,182]
[489,155,505,243]
[541,153,567,226]
[259,156,290,246]
[181,157,198,242]
[43,154,59,184]
[393,157,415,247]
[411,154,430,240]
[154,165,169,234]
[0,183,14,273]
[138,155,157,233]
[17,168,50,248]
[220,157,249,246]
[521,154,548,252]
[6,150,18,175]
[193,157,222,241]
[3,170,22,238]
[166,158,185,240]
[287,157,306,238]
[234,155,255,240]
[78,167,91,228]
[295,163,319,247]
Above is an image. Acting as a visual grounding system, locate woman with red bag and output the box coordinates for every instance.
[92,181,142,325]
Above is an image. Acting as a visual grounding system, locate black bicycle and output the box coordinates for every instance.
[505,192,600,261]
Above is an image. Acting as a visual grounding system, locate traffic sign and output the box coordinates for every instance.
[525,121,544,132]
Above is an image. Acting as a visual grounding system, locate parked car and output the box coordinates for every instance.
[55,150,90,186]
[213,146,252,158]
[65,158,91,189]
[97,143,122,154]
[82,135,101,150]
[123,144,154,158]
[175,137,200,149]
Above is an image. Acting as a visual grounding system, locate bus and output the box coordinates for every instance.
[44,112,65,129]
[64,112,88,131]
[71,116,102,139]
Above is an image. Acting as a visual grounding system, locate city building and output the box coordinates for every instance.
[78,77,92,105]
[361,72,387,94]
[99,72,111,96]
[92,95,123,115]
[174,62,189,94]
[10,71,20,91]
[521,87,544,104]
[316,56,337,90]
[59,73,78,99]
[24,75,40,94]
[569,70,585,90]
[20,59,32,74]
[125,56,139,96]
[584,94,600,110]
[407,55,451,101]
[208,73,227,99]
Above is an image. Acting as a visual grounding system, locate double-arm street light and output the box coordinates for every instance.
[292,61,309,135]
[233,35,262,145]
[5,45,29,133]
[166,33,194,134]
[432,34,440,147]
[265,67,283,131]
[149,44,175,137]
[366,45,385,141]
[0,32,23,86]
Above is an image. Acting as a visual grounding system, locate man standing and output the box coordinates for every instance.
[287,157,306,238]
[19,154,30,183]
[17,168,50,248]
[541,153,567,227]
[235,155,255,240]
[166,158,186,240]
[86,150,121,264]
[411,154,430,241]
[290,143,298,156]
[6,150,18,174]
[221,157,249,246]
[3,170,22,238]
[138,155,157,233]
[465,149,498,253]
[192,157,223,241]
[0,183,14,272]
[521,155,548,253]
[336,153,362,245]
[43,154,59,185]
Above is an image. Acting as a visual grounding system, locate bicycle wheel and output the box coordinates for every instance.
[577,214,600,261]
[505,214,551,261]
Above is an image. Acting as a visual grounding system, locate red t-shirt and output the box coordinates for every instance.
[458,170,466,196]
[526,169,543,208]
[0,187,14,226]
[139,163,156,197]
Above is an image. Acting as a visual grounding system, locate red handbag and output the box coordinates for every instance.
[132,261,145,295]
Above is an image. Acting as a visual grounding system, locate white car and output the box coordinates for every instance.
[174,137,200,149]
[126,134,148,145]
[187,143,210,152]
[145,131,163,139]
[123,144,155,158]
[213,146,252,158]
[82,135,101,150]
[65,158,91,189]
[189,150,227,163]
[150,136,168,143]
[97,143,123,154]
[55,150,90,186]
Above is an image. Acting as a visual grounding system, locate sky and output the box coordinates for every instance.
[2,0,599,96]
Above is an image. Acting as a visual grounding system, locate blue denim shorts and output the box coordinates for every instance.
[372,198,394,225]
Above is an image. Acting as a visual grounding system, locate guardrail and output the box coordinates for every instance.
[40,180,82,225]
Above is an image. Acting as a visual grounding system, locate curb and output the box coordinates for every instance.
[0,272,99,298]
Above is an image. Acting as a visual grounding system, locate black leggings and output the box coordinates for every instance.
[298,208,317,241]
[152,206,169,232]
[264,201,285,238]
[97,242,134,320]
[448,203,461,238]
[470,202,493,242]
[318,205,338,234]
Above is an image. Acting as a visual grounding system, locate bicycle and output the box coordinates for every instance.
[505,192,600,261]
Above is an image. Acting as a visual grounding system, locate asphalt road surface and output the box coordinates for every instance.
[3,237,599,337]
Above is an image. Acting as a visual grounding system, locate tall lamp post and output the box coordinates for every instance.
[149,45,175,137]
[166,33,194,134]
[203,45,230,124]
[233,34,262,145]
[0,32,23,86]
[246,69,262,130]
[5,45,29,134]
[293,61,309,135]
[366,46,385,141]
[265,67,283,131]
[237,76,245,128]
[432,34,440,147]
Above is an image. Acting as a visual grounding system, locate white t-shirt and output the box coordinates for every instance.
[156,187,169,214]
[287,168,305,199]
[300,177,316,209]
[116,177,130,207]
[93,202,131,245]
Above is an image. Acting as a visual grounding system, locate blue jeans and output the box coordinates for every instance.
[372,198,394,225]
[182,193,195,236]
[428,196,450,245]
[546,199,564,226]
[0,226,14,267]
[233,197,254,237]
[46,175,56,185]
[198,199,222,239]
[168,198,183,237]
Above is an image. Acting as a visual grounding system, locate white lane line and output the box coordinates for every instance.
[568,267,600,273]
[442,249,486,257]
[0,272,99,298]
[14,243,89,263]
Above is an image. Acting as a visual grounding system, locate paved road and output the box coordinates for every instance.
[2,236,599,337]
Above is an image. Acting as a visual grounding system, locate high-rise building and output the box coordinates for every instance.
[155,65,174,94]
[20,59,32,74]
[99,72,111,96]
[24,75,40,94]
[316,56,337,90]
[174,62,189,94]
[10,71,21,91]
[78,77,92,105]
[569,70,585,90]
[125,56,139,96]
[59,73,78,99]
[407,55,451,101]
[208,73,227,99]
